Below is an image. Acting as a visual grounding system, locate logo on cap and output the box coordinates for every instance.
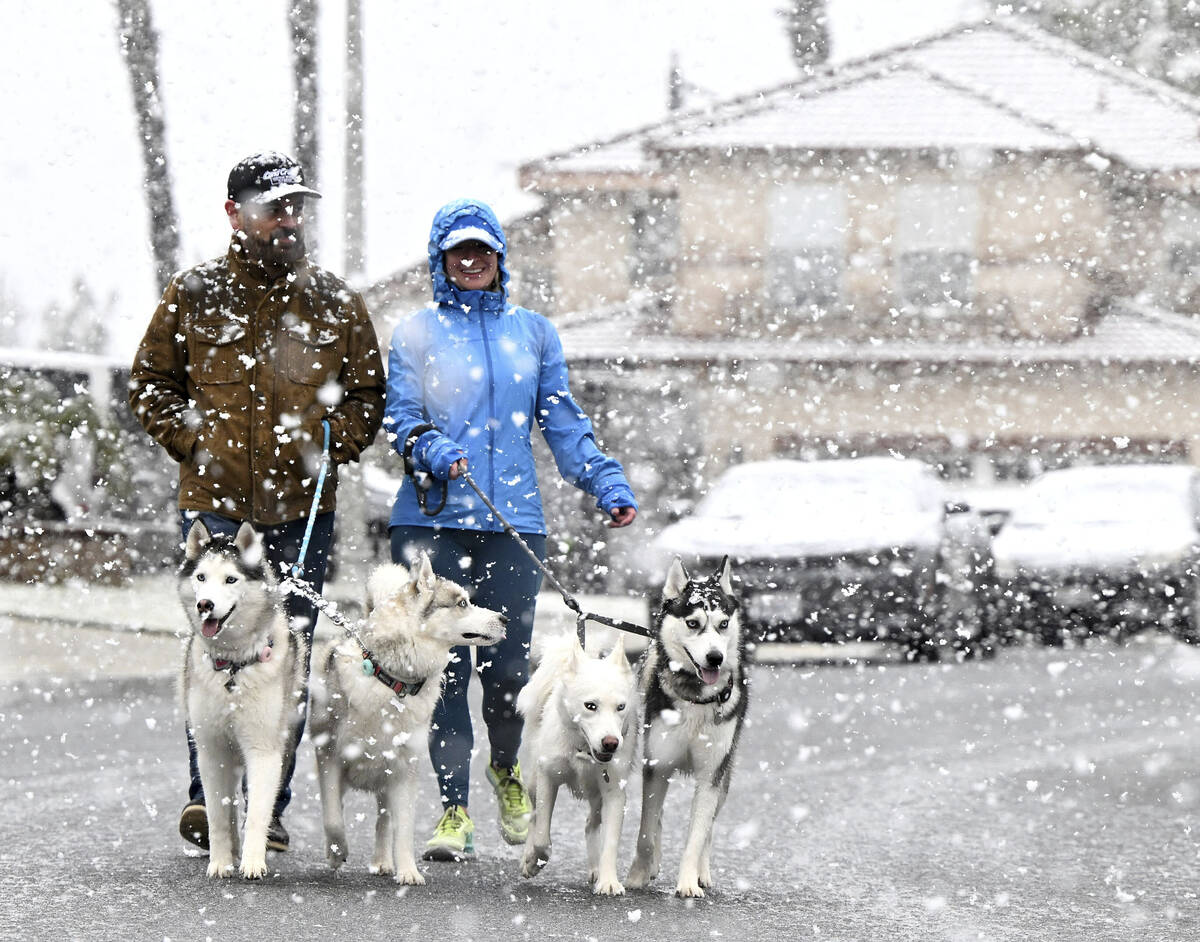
[263,167,302,188]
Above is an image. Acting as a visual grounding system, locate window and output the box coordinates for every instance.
[896,183,978,311]
[1163,201,1200,276]
[767,183,846,310]
[630,196,678,284]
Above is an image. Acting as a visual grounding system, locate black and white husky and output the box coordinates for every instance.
[626,556,749,898]
[517,631,639,895]
[178,521,307,880]
[308,555,507,883]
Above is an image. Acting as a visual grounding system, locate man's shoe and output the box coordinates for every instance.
[423,805,475,862]
[486,761,532,845]
[267,816,290,852]
[179,801,208,850]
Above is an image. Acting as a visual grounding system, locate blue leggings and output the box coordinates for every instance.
[390,525,545,809]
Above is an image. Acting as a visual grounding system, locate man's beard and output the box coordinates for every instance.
[242,229,306,270]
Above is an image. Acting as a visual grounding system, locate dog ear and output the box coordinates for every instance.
[411,551,437,593]
[606,634,628,669]
[566,630,585,671]
[664,556,689,600]
[715,555,733,595]
[234,522,264,568]
[184,520,211,560]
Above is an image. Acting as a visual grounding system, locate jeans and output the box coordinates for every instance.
[181,509,334,819]
[389,524,545,809]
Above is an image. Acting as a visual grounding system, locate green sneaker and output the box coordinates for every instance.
[423,805,475,862]
[487,761,532,845]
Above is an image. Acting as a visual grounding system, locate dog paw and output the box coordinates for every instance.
[393,868,426,886]
[368,860,395,877]
[520,846,550,879]
[325,836,348,869]
[593,875,625,896]
[625,862,652,889]
[206,859,236,879]
[675,879,706,899]
[325,845,348,870]
[239,858,268,880]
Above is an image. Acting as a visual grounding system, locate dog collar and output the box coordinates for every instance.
[573,747,613,783]
[360,648,426,698]
[211,637,275,691]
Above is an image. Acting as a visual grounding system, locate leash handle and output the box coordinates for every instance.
[292,419,331,580]
[402,422,448,516]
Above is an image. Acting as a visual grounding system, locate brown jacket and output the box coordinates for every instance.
[129,241,385,525]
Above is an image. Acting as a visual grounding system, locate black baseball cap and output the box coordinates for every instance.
[227,151,321,205]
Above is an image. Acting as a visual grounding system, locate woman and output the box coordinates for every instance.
[384,199,638,861]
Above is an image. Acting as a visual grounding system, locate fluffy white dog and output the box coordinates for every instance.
[517,631,638,895]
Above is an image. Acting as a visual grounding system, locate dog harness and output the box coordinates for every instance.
[209,637,276,692]
[359,646,426,698]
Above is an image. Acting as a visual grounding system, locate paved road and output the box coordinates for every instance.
[2,617,1199,941]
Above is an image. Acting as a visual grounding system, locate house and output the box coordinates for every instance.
[367,17,1200,588]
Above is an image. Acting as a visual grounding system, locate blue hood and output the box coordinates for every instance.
[427,199,510,314]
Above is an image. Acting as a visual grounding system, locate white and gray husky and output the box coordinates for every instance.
[308,554,506,883]
[626,556,749,898]
[517,631,638,895]
[178,521,307,879]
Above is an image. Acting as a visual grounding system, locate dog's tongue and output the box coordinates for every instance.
[700,667,720,686]
[201,617,222,639]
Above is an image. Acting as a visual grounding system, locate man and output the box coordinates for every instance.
[129,151,385,852]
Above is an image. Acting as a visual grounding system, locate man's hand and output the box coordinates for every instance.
[448,458,469,480]
[607,506,637,529]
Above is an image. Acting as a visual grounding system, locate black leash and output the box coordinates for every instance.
[458,468,653,644]
[403,423,448,516]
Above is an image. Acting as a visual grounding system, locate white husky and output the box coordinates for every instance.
[517,631,638,895]
[178,521,306,880]
[308,555,507,884]
[626,557,749,898]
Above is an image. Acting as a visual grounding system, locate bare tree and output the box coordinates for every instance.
[290,0,320,257]
[344,0,365,279]
[115,0,180,292]
[781,0,830,74]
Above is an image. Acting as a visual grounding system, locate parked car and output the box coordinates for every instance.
[644,457,996,659]
[991,463,1200,644]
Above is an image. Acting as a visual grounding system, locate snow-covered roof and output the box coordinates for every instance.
[554,298,1200,367]
[524,18,1200,180]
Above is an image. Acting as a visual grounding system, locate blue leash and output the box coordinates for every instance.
[279,418,370,642]
[291,419,331,580]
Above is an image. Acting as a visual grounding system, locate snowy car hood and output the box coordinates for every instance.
[993,518,1197,573]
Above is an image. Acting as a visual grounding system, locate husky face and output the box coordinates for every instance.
[179,521,271,643]
[365,553,507,649]
[658,557,740,687]
[556,636,635,763]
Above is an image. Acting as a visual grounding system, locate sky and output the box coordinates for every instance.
[0,0,981,358]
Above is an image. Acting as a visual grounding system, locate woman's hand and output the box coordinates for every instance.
[607,506,637,529]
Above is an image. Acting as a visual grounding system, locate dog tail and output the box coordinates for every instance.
[365,563,412,616]
[517,630,581,719]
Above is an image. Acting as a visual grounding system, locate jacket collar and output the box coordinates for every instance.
[440,286,507,317]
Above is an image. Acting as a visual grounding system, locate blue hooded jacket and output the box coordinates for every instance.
[384,199,637,534]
